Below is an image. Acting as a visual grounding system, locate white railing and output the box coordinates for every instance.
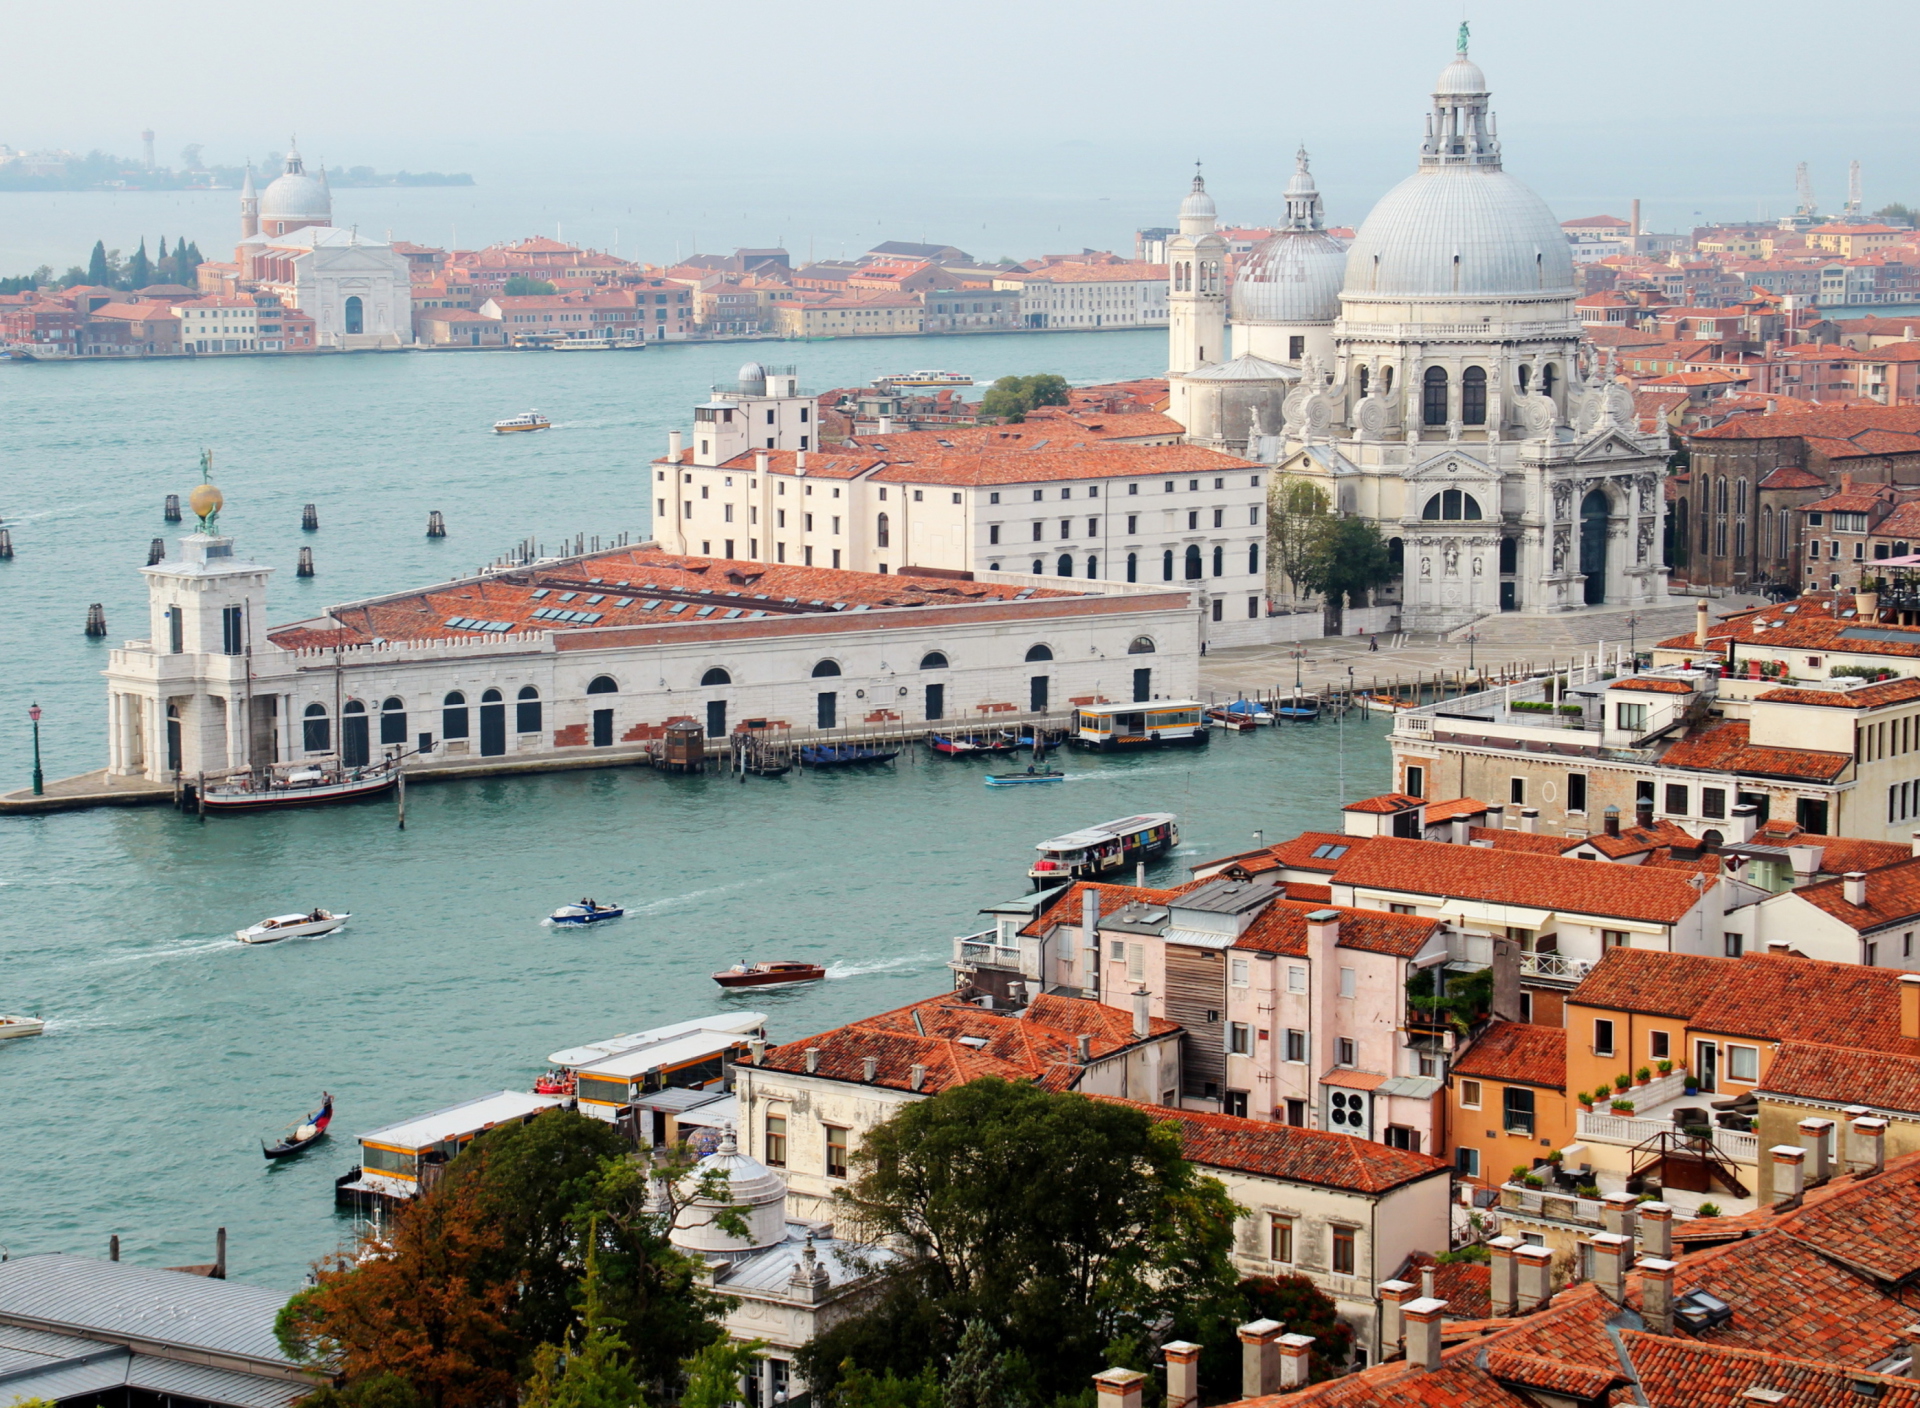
[1342,320,1577,341]
[281,631,552,662]
[1499,1184,1606,1227]
[1519,952,1592,983]
[954,930,1022,969]
[1575,1110,1758,1166]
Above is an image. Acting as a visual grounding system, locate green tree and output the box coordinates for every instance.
[804,1081,1241,1401]
[678,1339,765,1408]
[1267,476,1331,602]
[127,237,152,289]
[1229,1276,1352,1389]
[830,1364,942,1408]
[979,374,1070,424]
[85,240,110,286]
[521,1230,648,1408]
[504,276,557,296]
[941,1320,1022,1408]
[1295,515,1394,608]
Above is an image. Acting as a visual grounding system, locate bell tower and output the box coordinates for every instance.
[1167,166,1227,376]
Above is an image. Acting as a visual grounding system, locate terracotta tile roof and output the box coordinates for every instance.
[1397,1251,1493,1320]
[1759,464,1828,489]
[1791,833,1916,875]
[1779,1156,1920,1283]
[1421,797,1492,823]
[1620,1334,1920,1408]
[1763,1040,1920,1116]
[1096,1099,1448,1194]
[1658,720,1852,783]
[1757,676,1920,708]
[1693,953,1920,1052]
[686,438,1254,487]
[1330,837,1717,925]
[1608,675,1695,693]
[1469,827,1570,855]
[1874,500,1920,537]
[1563,818,1696,859]
[754,991,1179,1096]
[1566,947,1732,1017]
[1016,880,1186,939]
[1022,261,1166,283]
[1791,856,1920,933]
[1450,1021,1566,1089]
[1320,1069,1386,1091]
[1250,831,1374,875]
[1343,792,1422,814]
[1654,593,1920,660]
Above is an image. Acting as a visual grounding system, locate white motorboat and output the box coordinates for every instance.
[237,910,350,945]
[0,1016,45,1039]
[549,900,625,926]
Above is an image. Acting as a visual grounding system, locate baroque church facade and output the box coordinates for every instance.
[1164,38,1669,632]
[205,146,412,349]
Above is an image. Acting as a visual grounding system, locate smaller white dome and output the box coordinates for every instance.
[1435,55,1487,95]
[670,1125,789,1255]
[1232,233,1348,326]
[1179,173,1216,222]
[739,361,767,382]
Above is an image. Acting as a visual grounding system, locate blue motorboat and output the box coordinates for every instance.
[550,898,625,925]
[1207,699,1274,729]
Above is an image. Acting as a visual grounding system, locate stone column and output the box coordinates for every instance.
[106,692,123,774]
[227,692,245,771]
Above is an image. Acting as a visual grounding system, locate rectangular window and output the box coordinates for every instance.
[1336,1037,1356,1066]
[1331,1227,1356,1276]
[1227,1022,1252,1055]
[1269,1215,1294,1264]
[1460,1079,1482,1109]
[1727,1044,1759,1082]
[1617,702,1648,732]
[1406,765,1425,799]
[1567,772,1587,813]
[1602,930,1629,951]
[1665,784,1690,816]
[1701,787,1726,820]
[1455,1146,1481,1178]
[1594,1019,1616,1056]
[1339,967,1356,998]
[1213,508,1224,528]
[1127,943,1144,981]
[817,692,836,728]
[989,524,1000,544]
[1284,1029,1307,1063]
[1230,957,1249,987]
[765,1115,787,1167]
[1287,965,1306,993]
[824,1125,849,1178]
[1285,1098,1306,1127]
[1510,776,1526,805]
[1725,931,1744,957]
[1502,1085,1536,1136]
[221,605,244,655]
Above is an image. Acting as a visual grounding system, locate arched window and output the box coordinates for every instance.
[1389,536,1405,575]
[586,676,619,694]
[1162,549,1175,581]
[480,688,501,703]
[919,652,948,670]
[1184,544,1203,579]
[380,696,407,746]
[1212,544,1225,576]
[811,659,841,678]
[341,699,370,766]
[344,295,364,336]
[1421,490,1483,521]
[1057,553,1074,576]
[516,686,542,734]
[701,667,731,686]
[303,702,330,752]
[1126,551,1138,583]
[1025,643,1054,662]
[1086,555,1098,578]
[1357,365,1370,398]
[442,691,468,740]
[1461,366,1487,424]
[477,689,505,757]
[1381,365,1394,396]
[1517,364,1532,393]
[1127,636,1156,654]
[876,512,890,549]
[1248,542,1261,574]
[344,699,365,713]
[1541,363,1558,398]
[1422,367,1449,425]
[1032,559,1044,574]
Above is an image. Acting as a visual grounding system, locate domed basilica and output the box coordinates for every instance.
[1166,34,1668,631]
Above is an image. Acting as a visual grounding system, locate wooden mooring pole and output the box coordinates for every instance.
[396,765,406,829]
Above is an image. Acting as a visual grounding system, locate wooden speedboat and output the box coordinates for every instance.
[263,1093,332,1159]
[493,410,551,433]
[201,760,397,813]
[238,910,349,944]
[550,900,624,925]
[713,961,826,990]
[0,1016,45,1040]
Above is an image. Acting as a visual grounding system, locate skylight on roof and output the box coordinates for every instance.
[557,592,577,602]
[530,589,550,599]
[1308,843,1349,860]
[585,594,605,605]
[667,603,688,614]
[613,597,634,608]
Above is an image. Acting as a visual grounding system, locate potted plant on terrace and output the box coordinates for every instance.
[1635,1066,1652,1087]
[1657,1058,1674,1077]
[1611,1096,1636,1114]
[1614,1073,1632,1094]
[1577,1090,1595,1113]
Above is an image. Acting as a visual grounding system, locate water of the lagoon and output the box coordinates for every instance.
[0,328,1391,1289]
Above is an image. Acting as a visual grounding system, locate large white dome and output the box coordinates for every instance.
[259,148,330,225]
[1341,165,1574,300]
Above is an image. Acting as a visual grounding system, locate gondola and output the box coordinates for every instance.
[799,745,900,767]
[263,1093,333,1160]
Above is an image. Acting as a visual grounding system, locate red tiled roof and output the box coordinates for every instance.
[1757,676,1920,708]
[1450,1022,1566,1089]
[1621,1334,1920,1408]
[1563,817,1696,860]
[1250,831,1374,875]
[1763,1041,1920,1116]
[1421,797,1492,823]
[1343,792,1421,814]
[1097,1098,1448,1193]
[1758,464,1828,489]
[680,438,1254,487]
[1397,1251,1493,1320]
[1608,676,1695,693]
[1657,720,1852,783]
[1331,837,1716,924]
[1566,947,1731,1017]
[1791,855,1920,933]
[1469,827,1573,856]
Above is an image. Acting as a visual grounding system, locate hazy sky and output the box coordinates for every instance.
[6,0,1918,266]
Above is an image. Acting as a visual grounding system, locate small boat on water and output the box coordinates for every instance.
[533,1070,576,1096]
[493,410,552,434]
[200,758,398,813]
[873,370,971,387]
[238,910,350,944]
[1207,700,1273,730]
[550,899,625,925]
[986,767,1065,787]
[929,734,980,755]
[550,338,617,352]
[263,1093,333,1160]
[0,1016,46,1040]
[713,961,827,990]
[800,745,900,767]
[1275,700,1321,721]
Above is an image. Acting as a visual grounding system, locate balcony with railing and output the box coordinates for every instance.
[953,929,1023,971]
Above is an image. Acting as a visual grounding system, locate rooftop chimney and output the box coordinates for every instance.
[1730,803,1759,844]
[1378,1279,1416,1354]
[909,1062,926,1092]
[1911,829,1920,859]
[1488,1236,1521,1316]
[1515,1244,1554,1312]
[1902,974,1920,1040]
[1092,1368,1145,1408]
[1852,1116,1889,1176]
[1799,1117,1835,1183]
[1591,1232,1632,1303]
[1421,1264,1436,1301]
[1132,986,1151,1041]
[1604,804,1621,838]
[1844,872,1868,907]
[1520,807,1539,834]
[1083,885,1101,997]
[1636,796,1655,831]
[1602,1192,1640,1239]
[804,1046,820,1074]
[1238,1320,1284,1397]
[1787,844,1825,887]
[1696,598,1711,648]
[1638,1202,1673,1260]
[1772,1144,1807,1207]
[748,1037,766,1065]
[1637,1257,1677,1335]
[862,1055,879,1083]
[1278,1334,1314,1389]
[1905,1325,1920,1380]
[1631,198,1642,236]
[668,429,683,461]
[755,450,769,475]
[1077,1034,1093,1064]
[1404,1297,1448,1371]
[1162,1342,1199,1408]
[1451,816,1470,845]
[795,450,808,473]
[878,415,896,435]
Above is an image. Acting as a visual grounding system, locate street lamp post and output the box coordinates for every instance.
[1627,614,1640,673]
[29,702,43,797]
[1467,629,1478,678]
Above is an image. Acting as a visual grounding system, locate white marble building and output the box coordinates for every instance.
[1165,38,1670,632]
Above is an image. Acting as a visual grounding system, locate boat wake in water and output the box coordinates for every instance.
[825,952,940,979]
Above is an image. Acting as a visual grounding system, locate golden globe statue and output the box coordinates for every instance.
[188,482,223,529]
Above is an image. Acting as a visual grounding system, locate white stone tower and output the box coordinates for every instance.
[1166,168,1227,376]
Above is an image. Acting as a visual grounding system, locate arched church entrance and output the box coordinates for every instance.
[1580,489,1610,606]
[344,296,364,335]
